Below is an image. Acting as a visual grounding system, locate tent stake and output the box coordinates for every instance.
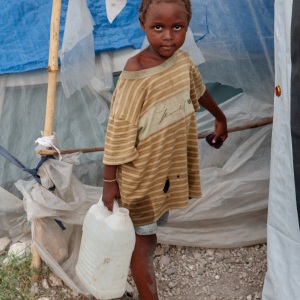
[31,0,62,282]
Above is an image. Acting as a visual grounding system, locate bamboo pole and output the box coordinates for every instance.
[43,0,62,136]
[31,0,62,281]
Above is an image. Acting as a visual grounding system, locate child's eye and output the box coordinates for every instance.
[174,25,182,31]
[154,25,162,31]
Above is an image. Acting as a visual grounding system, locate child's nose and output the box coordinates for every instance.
[163,29,173,40]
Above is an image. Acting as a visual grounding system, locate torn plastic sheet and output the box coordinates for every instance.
[106,0,127,23]
[60,0,96,98]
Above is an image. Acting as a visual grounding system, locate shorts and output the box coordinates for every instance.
[134,211,169,235]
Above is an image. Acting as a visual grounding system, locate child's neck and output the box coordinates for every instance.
[140,47,174,68]
[124,47,176,72]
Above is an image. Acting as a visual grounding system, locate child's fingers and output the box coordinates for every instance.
[206,133,223,149]
[213,133,227,143]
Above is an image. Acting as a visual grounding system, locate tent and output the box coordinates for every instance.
[262,0,300,299]
[0,0,299,299]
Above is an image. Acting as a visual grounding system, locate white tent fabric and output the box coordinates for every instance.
[262,0,300,299]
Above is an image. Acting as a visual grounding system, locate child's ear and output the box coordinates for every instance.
[139,16,146,32]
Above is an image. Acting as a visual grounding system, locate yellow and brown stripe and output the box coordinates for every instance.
[103,50,206,226]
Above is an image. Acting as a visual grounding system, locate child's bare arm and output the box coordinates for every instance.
[102,164,120,211]
[198,89,228,143]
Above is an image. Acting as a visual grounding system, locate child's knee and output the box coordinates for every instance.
[134,233,157,256]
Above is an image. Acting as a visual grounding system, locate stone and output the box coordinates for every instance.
[165,267,176,276]
[30,282,39,295]
[0,236,11,254]
[206,249,215,256]
[159,255,171,266]
[48,273,63,287]
[41,278,49,290]
[3,242,30,264]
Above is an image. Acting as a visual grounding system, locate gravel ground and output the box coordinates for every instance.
[33,243,267,300]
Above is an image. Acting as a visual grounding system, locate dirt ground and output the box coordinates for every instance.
[149,243,266,300]
[39,243,267,300]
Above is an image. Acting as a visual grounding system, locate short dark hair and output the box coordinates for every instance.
[139,0,192,23]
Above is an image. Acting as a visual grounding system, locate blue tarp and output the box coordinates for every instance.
[0,0,273,74]
[0,0,144,74]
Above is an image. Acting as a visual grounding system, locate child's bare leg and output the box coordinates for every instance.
[130,233,159,300]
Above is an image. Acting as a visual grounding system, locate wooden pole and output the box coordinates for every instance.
[197,117,273,139]
[31,0,62,281]
[35,117,273,156]
[44,0,62,136]
[36,146,105,156]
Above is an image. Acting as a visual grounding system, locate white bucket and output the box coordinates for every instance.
[76,198,136,299]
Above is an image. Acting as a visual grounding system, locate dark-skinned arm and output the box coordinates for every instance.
[102,164,120,211]
[198,89,228,143]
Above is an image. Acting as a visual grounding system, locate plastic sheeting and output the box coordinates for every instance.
[262,0,300,299]
[59,0,96,98]
[15,155,101,294]
[0,187,31,242]
[0,0,276,291]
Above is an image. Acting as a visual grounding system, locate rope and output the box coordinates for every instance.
[0,145,65,230]
[35,133,62,160]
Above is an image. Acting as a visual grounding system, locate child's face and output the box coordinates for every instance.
[140,2,189,59]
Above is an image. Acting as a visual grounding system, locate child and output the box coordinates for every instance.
[102,0,228,299]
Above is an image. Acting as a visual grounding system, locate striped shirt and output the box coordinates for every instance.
[103,50,206,226]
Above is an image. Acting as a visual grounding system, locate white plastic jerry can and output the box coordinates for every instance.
[76,198,136,300]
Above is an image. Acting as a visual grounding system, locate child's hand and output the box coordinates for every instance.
[198,90,228,147]
[206,133,223,149]
[206,118,227,148]
[102,181,120,211]
[214,118,228,139]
